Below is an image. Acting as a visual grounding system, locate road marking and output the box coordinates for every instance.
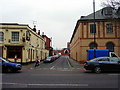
[108,74,120,76]
[66,57,72,68]
[50,66,55,69]
[2,83,88,87]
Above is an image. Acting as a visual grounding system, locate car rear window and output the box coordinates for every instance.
[109,58,119,62]
[98,58,109,62]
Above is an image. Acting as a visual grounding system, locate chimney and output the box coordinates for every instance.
[38,30,40,35]
[33,25,36,32]
[42,32,44,36]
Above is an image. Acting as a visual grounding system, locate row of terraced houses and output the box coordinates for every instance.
[70,7,120,63]
[0,23,52,63]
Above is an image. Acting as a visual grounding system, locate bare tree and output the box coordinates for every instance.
[102,0,120,9]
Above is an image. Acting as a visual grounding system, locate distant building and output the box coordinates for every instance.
[70,7,120,63]
[57,48,70,56]
[0,23,49,63]
[42,35,53,56]
[54,42,70,56]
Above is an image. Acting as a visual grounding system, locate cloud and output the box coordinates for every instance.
[1,0,102,49]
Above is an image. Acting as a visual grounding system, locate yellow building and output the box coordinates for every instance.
[0,23,49,63]
[70,7,120,63]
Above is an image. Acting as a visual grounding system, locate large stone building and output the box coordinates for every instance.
[0,23,49,63]
[70,7,120,63]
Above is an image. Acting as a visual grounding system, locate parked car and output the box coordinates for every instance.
[0,57,22,72]
[54,54,60,60]
[84,57,120,73]
[44,56,54,63]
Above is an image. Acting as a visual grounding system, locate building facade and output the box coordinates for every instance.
[56,48,70,56]
[42,34,53,56]
[70,7,120,63]
[0,23,49,63]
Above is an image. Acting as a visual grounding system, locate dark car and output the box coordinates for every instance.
[0,57,22,72]
[84,57,120,73]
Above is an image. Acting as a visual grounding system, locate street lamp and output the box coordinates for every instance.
[93,0,96,58]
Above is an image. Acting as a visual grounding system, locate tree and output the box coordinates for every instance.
[102,0,120,9]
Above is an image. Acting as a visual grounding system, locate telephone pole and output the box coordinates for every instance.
[93,0,96,58]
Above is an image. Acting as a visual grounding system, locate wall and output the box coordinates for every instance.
[70,21,120,63]
[0,23,49,63]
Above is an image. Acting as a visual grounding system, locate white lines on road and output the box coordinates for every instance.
[108,74,120,76]
[50,66,55,69]
[2,83,88,87]
[31,74,84,76]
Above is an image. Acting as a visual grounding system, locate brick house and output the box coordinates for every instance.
[70,7,120,63]
[42,34,53,56]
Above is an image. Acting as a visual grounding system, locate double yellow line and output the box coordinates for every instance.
[66,56,72,68]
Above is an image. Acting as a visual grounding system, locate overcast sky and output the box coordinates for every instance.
[0,0,103,49]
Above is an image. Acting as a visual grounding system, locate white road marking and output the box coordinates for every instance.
[108,74,120,76]
[2,83,88,87]
[50,66,55,69]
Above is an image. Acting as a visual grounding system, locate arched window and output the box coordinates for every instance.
[89,42,97,49]
[106,42,114,52]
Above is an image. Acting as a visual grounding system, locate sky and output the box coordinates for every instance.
[0,0,103,49]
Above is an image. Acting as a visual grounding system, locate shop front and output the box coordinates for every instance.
[6,46,23,63]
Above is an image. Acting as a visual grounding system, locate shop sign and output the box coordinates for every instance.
[26,31,30,41]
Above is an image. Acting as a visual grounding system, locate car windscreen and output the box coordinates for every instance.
[47,57,51,59]
[90,58,99,61]
[1,58,9,62]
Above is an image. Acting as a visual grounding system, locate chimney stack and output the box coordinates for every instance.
[33,25,36,32]
[38,30,40,35]
[42,32,44,36]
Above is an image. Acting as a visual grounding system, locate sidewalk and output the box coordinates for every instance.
[67,56,84,69]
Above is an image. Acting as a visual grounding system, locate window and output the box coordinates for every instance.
[12,32,19,43]
[0,32,4,43]
[84,22,87,25]
[106,24,113,33]
[28,49,30,59]
[7,47,22,58]
[44,37,46,42]
[89,42,97,49]
[105,8,113,15]
[109,58,118,62]
[98,58,109,62]
[106,42,114,52]
[90,24,96,34]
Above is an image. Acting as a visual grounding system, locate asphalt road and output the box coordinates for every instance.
[1,56,120,90]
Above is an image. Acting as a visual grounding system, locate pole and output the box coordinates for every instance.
[51,37,52,47]
[93,0,96,58]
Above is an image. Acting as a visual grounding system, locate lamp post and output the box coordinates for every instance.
[93,0,96,58]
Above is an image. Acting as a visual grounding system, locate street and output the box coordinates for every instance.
[2,56,120,89]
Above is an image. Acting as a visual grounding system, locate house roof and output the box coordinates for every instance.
[80,7,119,21]
[70,7,120,44]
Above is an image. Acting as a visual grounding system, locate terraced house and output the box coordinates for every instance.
[0,23,49,63]
[70,7,120,63]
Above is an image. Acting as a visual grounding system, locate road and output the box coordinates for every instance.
[1,56,120,89]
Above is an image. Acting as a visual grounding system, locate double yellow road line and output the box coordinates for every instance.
[66,56,72,68]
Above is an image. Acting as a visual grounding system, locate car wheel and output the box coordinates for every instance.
[94,67,101,74]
